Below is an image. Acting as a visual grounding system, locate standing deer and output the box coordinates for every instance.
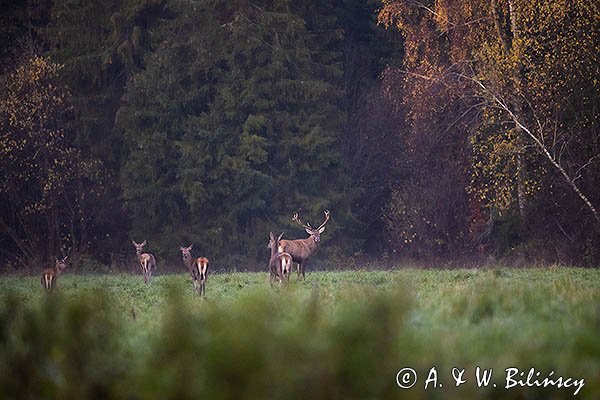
[132,240,156,284]
[41,256,68,293]
[267,232,293,287]
[278,210,330,279]
[180,245,196,286]
[180,245,209,296]
[195,257,209,296]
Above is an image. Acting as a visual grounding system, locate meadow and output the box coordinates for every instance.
[0,267,599,399]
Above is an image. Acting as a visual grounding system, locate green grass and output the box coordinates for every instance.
[1,268,599,399]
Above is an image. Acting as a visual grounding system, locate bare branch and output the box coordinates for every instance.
[574,155,599,180]
[447,71,600,224]
[555,219,575,243]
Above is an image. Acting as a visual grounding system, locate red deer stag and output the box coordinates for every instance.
[267,232,293,287]
[180,245,209,296]
[132,240,156,284]
[41,256,68,293]
[278,210,330,279]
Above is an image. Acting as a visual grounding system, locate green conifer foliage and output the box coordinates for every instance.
[118,0,348,261]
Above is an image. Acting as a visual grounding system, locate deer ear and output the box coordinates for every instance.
[142,240,147,246]
[132,240,137,246]
[189,244,193,250]
[278,232,284,241]
[305,227,313,236]
[269,232,275,240]
[63,256,68,262]
[318,226,326,234]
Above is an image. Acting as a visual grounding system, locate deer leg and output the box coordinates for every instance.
[140,261,145,282]
[297,262,304,279]
[195,281,200,295]
[147,263,152,283]
[269,260,279,287]
[276,263,284,285]
[200,280,205,297]
[44,275,54,292]
[283,267,290,287]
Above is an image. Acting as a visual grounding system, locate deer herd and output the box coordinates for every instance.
[41,210,330,296]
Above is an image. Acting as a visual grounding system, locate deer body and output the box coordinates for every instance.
[278,210,330,279]
[268,232,292,286]
[180,245,209,296]
[195,257,209,297]
[278,238,317,279]
[41,256,68,293]
[278,252,292,286]
[180,245,196,284]
[132,240,156,284]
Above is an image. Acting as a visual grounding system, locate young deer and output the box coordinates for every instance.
[180,245,209,296]
[132,240,156,284]
[41,256,68,293]
[195,257,209,296]
[278,210,330,279]
[268,232,293,287]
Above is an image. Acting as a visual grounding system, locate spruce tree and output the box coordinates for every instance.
[119,0,349,261]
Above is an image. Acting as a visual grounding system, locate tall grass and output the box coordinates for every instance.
[0,268,598,399]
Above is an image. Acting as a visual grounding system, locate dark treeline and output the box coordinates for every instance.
[1,0,599,272]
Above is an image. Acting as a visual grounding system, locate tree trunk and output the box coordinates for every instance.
[491,0,527,217]
[471,76,600,225]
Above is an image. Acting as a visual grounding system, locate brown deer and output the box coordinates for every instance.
[267,232,293,287]
[180,245,209,296]
[195,257,209,296]
[41,256,68,293]
[132,240,156,284]
[278,210,330,279]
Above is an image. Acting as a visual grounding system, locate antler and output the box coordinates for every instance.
[316,210,330,231]
[292,210,330,231]
[292,212,312,230]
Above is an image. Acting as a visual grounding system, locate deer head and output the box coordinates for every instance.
[132,240,147,255]
[267,232,284,253]
[292,209,330,243]
[55,256,68,273]
[180,244,193,262]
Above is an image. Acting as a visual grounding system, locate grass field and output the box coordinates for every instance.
[1,267,599,399]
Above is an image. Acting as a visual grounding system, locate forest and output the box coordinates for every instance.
[1,0,599,272]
